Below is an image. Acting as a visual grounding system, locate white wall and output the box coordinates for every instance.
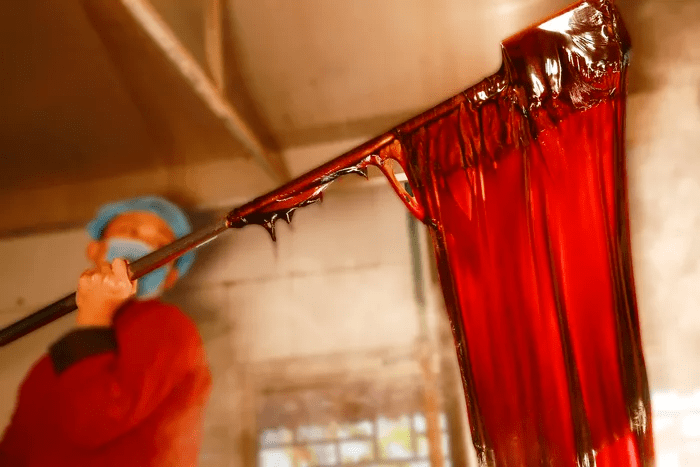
[0,230,92,427]
[624,1,700,393]
[171,182,419,360]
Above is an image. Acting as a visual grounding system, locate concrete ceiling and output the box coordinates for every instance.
[0,0,282,190]
[0,0,648,234]
[226,0,572,146]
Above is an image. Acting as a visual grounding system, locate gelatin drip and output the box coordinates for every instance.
[226,1,653,466]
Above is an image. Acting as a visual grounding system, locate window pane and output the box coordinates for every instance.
[413,413,427,433]
[442,432,450,459]
[377,415,413,460]
[298,424,333,442]
[296,443,337,466]
[260,428,294,447]
[340,440,374,463]
[417,435,428,458]
[259,448,294,467]
[338,420,373,439]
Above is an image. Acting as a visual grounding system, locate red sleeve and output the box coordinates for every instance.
[0,358,52,467]
[0,416,27,466]
[48,302,208,448]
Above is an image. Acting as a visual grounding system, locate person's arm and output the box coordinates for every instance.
[0,360,46,467]
[47,258,207,448]
[0,415,28,466]
[49,302,206,448]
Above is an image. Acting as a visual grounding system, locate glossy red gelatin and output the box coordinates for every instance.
[394,2,654,465]
[228,1,654,465]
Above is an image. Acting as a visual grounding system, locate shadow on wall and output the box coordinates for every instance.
[616,1,700,465]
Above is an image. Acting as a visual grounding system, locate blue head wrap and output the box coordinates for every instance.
[86,196,195,277]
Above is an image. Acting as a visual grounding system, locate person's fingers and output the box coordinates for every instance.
[111,258,130,280]
[80,266,98,278]
[104,275,117,288]
[112,258,137,295]
[78,274,92,288]
[80,263,110,287]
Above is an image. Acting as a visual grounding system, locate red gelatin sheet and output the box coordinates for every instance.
[393,1,654,465]
[228,1,654,465]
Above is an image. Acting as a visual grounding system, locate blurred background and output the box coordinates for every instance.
[0,0,698,465]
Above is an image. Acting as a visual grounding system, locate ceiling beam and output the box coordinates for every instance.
[86,0,290,183]
[218,0,288,174]
[204,0,226,92]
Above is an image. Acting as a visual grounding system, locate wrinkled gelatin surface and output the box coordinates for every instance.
[228,1,654,465]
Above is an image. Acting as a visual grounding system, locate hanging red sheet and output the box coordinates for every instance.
[394,2,654,464]
[227,1,654,465]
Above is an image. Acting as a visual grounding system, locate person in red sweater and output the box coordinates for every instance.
[0,196,212,466]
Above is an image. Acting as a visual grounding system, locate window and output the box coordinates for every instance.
[258,412,452,467]
[652,391,700,467]
[256,380,454,467]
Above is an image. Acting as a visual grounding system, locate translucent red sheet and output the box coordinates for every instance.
[396,2,654,465]
[227,1,654,465]
[421,92,652,467]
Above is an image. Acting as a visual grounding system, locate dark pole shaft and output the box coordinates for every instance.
[0,74,471,348]
[0,294,78,346]
[0,219,230,347]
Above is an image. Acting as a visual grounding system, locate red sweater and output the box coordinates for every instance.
[0,300,212,467]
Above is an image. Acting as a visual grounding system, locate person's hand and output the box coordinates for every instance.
[76,258,137,327]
